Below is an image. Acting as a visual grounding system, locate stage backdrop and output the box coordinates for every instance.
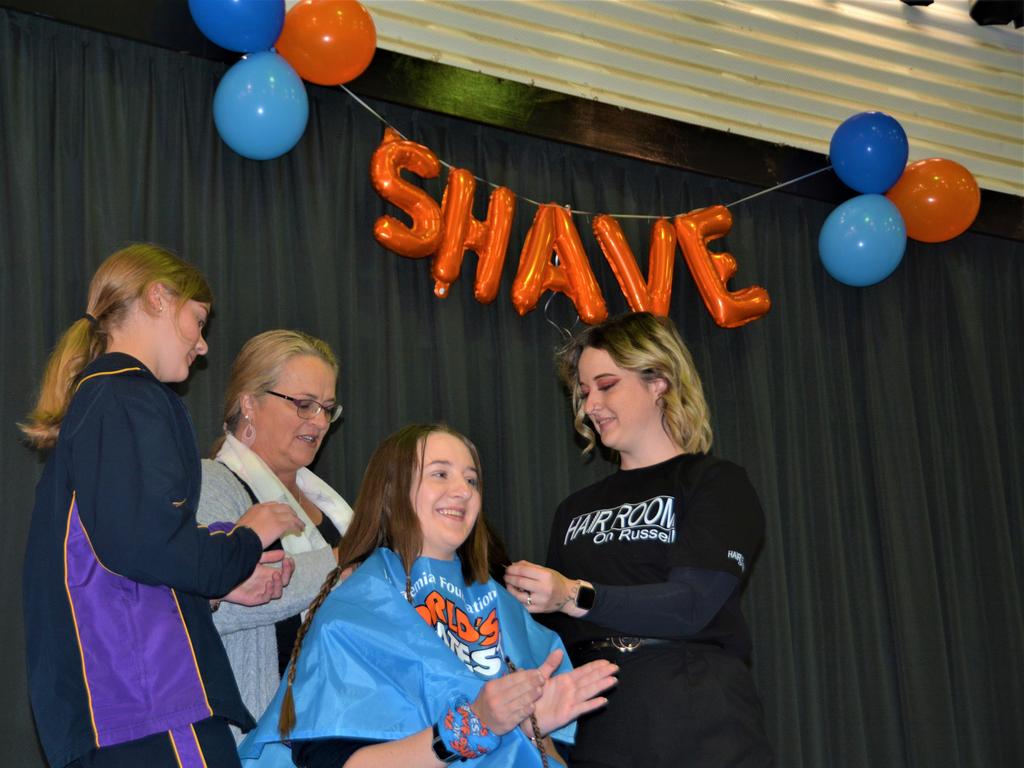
[2,10,1021,767]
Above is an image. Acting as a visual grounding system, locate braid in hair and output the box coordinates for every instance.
[278,565,344,736]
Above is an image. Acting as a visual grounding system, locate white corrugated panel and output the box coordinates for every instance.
[344,0,1023,195]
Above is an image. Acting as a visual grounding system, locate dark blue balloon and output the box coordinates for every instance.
[829,112,909,194]
[818,195,906,287]
[213,52,308,161]
[188,0,285,53]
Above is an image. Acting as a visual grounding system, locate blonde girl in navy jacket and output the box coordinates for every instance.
[21,244,304,768]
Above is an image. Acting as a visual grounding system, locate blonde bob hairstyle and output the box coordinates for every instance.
[212,329,338,455]
[556,312,712,457]
[21,243,212,451]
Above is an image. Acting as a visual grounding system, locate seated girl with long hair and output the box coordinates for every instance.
[239,424,618,767]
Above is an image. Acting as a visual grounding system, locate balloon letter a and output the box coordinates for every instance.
[512,205,608,324]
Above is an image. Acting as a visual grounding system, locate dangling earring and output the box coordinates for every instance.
[241,414,256,445]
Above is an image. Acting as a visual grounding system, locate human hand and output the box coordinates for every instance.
[278,550,295,587]
[472,667,545,735]
[504,561,574,614]
[529,650,617,736]
[236,501,305,548]
[222,549,290,606]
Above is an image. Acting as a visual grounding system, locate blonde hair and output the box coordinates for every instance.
[211,330,338,455]
[21,244,212,450]
[279,424,489,736]
[556,312,712,456]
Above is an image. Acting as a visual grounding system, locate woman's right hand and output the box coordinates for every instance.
[236,501,305,548]
[504,560,574,614]
[471,667,546,735]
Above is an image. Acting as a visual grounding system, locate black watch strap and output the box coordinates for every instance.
[431,721,462,763]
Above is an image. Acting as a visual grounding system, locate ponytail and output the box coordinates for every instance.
[20,317,105,450]
[20,243,212,451]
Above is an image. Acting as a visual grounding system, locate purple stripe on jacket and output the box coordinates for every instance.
[64,499,213,746]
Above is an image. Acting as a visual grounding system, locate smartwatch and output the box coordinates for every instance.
[574,581,596,611]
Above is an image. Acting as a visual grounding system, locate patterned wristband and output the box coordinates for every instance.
[436,695,501,761]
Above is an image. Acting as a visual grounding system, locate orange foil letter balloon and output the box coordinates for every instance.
[435,168,516,303]
[512,205,608,324]
[673,206,770,328]
[370,128,442,258]
[592,215,676,315]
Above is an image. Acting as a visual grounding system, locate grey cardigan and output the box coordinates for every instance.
[197,459,338,742]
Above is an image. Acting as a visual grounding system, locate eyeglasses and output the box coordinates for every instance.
[265,391,343,423]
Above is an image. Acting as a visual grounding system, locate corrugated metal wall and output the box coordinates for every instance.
[343,0,1022,195]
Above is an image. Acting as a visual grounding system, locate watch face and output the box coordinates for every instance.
[576,584,596,610]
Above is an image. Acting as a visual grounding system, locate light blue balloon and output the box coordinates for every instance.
[213,52,308,161]
[188,0,285,53]
[818,195,907,287]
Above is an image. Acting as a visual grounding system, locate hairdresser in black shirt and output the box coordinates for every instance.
[505,312,773,768]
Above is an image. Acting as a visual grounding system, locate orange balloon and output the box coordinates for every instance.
[436,168,516,303]
[511,205,607,324]
[370,128,441,258]
[673,206,770,329]
[885,158,980,243]
[592,215,676,316]
[276,0,376,86]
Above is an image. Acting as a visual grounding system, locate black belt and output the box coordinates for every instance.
[573,636,675,654]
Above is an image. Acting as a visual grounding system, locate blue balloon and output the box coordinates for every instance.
[818,195,906,287]
[214,52,308,161]
[188,0,285,53]
[829,112,909,194]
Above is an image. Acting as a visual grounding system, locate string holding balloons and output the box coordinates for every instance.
[819,111,981,287]
[189,0,377,160]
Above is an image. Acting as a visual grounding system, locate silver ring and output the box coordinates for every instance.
[526,593,533,607]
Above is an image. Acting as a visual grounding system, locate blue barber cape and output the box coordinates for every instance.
[239,548,575,767]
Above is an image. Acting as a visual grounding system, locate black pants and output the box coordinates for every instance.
[70,717,240,768]
[568,643,773,768]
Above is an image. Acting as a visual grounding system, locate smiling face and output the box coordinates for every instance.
[151,297,209,383]
[412,431,481,561]
[577,346,669,467]
[247,354,337,483]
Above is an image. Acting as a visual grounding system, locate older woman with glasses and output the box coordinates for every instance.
[197,330,354,741]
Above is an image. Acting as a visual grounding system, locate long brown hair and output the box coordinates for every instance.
[21,244,212,450]
[279,424,490,735]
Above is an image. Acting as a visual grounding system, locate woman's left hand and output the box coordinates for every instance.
[528,650,618,736]
[504,560,573,614]
[222,549,293,606]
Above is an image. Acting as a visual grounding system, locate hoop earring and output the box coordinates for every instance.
[241,415,256,445]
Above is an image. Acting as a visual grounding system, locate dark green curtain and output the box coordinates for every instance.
[2,10,1021,766]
